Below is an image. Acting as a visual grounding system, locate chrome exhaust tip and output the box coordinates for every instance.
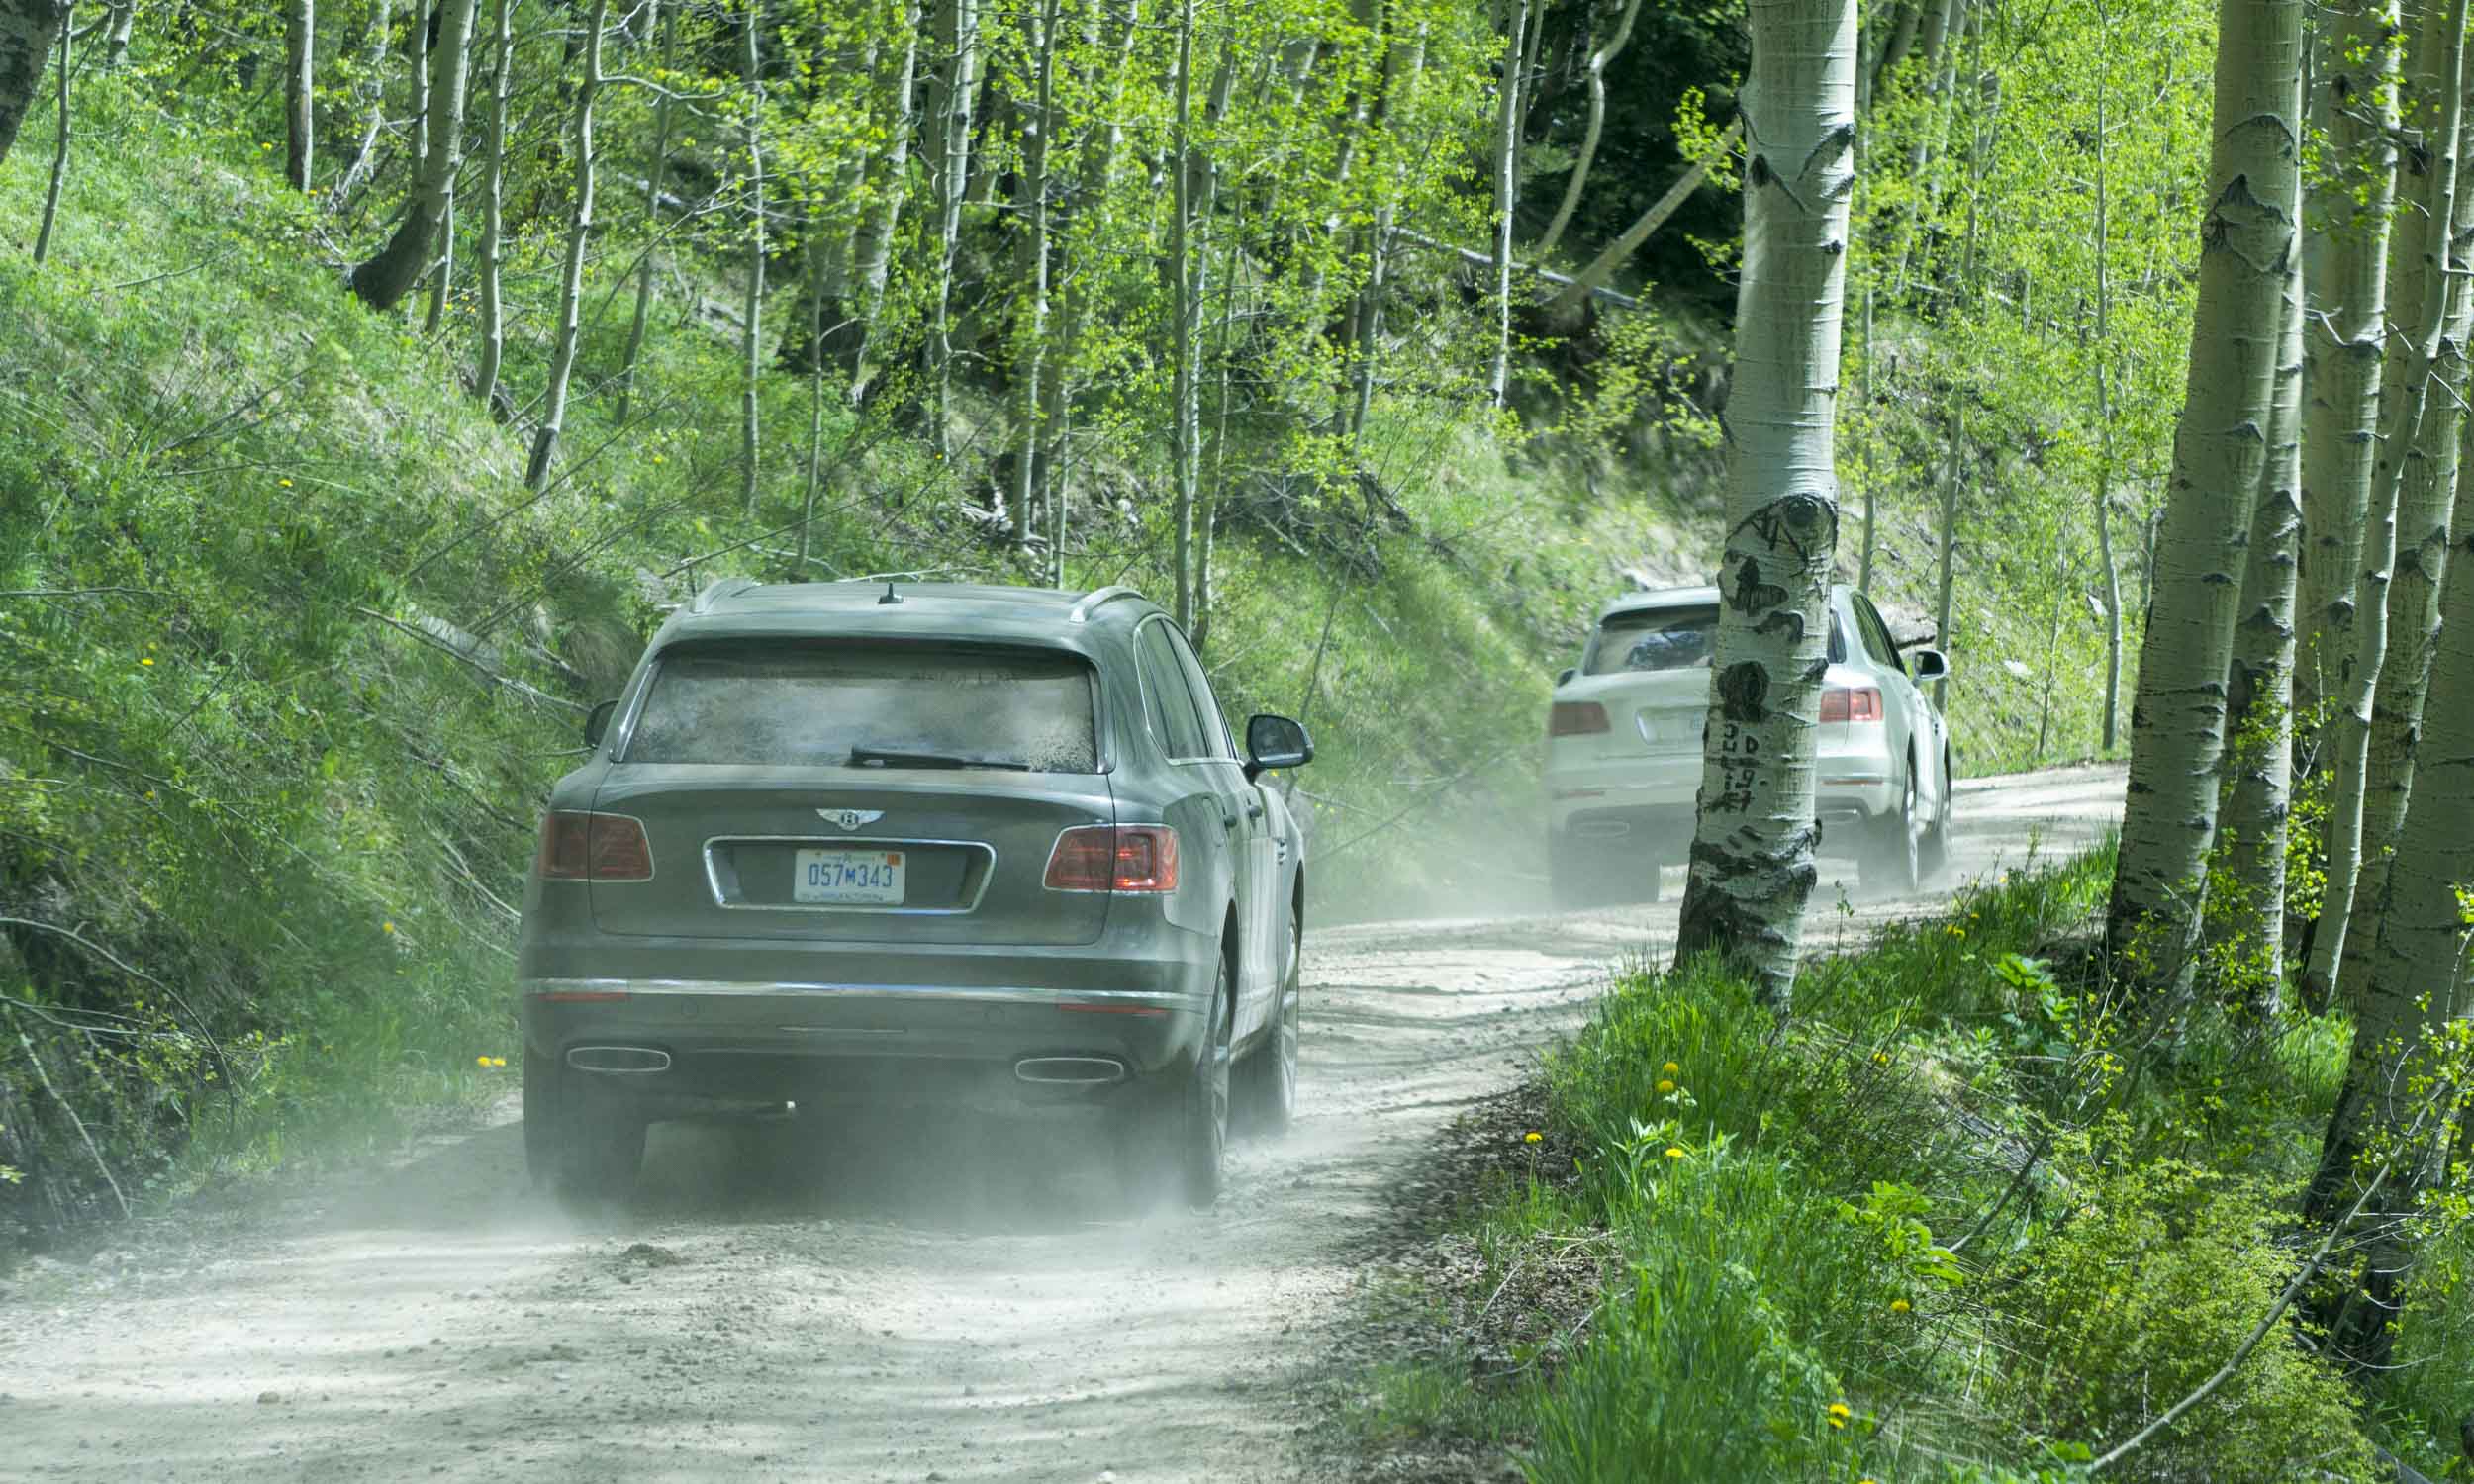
[566,1045,672,1074]
[1013,1056,1127,1085]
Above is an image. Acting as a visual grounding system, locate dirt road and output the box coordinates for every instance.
[0,766,2122,1483]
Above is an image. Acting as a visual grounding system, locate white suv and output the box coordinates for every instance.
[1543,584,1954,905]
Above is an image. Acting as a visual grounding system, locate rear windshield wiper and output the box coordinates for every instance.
[847,747,1032,772]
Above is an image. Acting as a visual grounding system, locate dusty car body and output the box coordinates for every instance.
[517,579,1313,1206]
[1542,583,1953,903]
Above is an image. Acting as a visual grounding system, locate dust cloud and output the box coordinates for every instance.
[0,767,2122,1483]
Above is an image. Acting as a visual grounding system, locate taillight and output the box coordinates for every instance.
[1044,825,1181,893]
[1819,687,1884,723]
[1549,700,1610,737]
[535,811,654,881]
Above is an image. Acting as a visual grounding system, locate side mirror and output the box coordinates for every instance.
[1244,713,1313,781]
[1910,648,1951,684]
[584,698,619,748]
[1556,667,1576,686]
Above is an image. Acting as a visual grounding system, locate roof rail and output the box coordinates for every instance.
[690,575,762,614]
[1067,585,1143,624]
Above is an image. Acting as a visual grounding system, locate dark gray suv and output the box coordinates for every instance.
[517,579,1313,1208]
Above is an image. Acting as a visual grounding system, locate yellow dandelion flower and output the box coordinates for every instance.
[279,478,292,488]
[381,921,395,934]
[492,1057,508,1067]
[140,657,154,667]
[1523,1131,1542,1144]
[476,1055,491,1067]
[1827,1402,1852,1429]
[1890,1298,1910,1314]
[1664,1147,1684,1159]
[1656,1078,1676,1094]
[1662,1061,1680,1076]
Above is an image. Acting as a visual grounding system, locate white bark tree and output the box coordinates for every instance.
[737,0,765,517]
[348,0,480,311]
[472,0,516,410]
[524,0,609,490]
[2213,212,2305,999]
[285,0,315,191]
[1669,0,1857,1008]
[2305,0,2468,1004]
[924,0,981,450]
[1486,0,1532,407]
[2101,0,2305,1003]
[1535,0,1646,258]
[2295,0,2402,728]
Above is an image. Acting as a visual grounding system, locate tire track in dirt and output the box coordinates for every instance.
[0,766,2121,1483]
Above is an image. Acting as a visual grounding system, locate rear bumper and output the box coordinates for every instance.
[517,922,1217,1120]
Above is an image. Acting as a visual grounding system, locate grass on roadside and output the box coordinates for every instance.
[1340,844,2470,1483]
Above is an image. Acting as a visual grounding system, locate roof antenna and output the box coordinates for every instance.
[878,579,903,605]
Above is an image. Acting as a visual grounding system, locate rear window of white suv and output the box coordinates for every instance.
[625,641,1100,772]
[1584,605,1719,675]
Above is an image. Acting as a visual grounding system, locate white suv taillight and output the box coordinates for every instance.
[1044,825,1180,892]
[535,811,654,881]
[1819,686,1884,723]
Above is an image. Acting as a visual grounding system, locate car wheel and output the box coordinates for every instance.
[1239,911,1301,1137]
[1920,758,1952,879]
[1859,768,1922,895]
[1117,947,1233,1212]
[523,1049,646,1204]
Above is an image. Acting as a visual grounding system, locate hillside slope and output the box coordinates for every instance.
[0,77,1697,1246]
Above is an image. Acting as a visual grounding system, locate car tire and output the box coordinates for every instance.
[1119,948,1232,1212]
[523,1049,646,1204]
[1859,768,1922,895]
[1238,911,1301,1138]
[1920,757,1952,879]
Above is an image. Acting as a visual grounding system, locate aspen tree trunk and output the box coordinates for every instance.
[2103,0,2305,1004]
[1486,0,1531,408]
[801,195,827,575]
[330,0,392,207]
[924,0,980,450]
[1546,120,1740,318]
[2093,75,2125,752]
[472,0,514,409]
[2304,426,2474,1369]
[524,0,607,491]
[2331,83,2474,1010]
[1932,407,1960,707]
[616,2,676,422]
[101,0,129,66]
[1872,0,1919,91]
[1915,0,1956,64]
[1669,0,1856,1008]
[349,0,479,311]
[1535,0,1644,257]
[1008,0,1062,546]
[846,1,922,407]
[285,0,315,191]
[2296,0,2403,728]
[1351,25,1431,442]
[1856,290,1875,593]
[2213,222,2305,1000]
[29,5,63,265]
[408,0,429,167]
[1038,0,1146,556]
[2306,0,2467,1005]
[1170,0,1202,626]
[738,1,764,518]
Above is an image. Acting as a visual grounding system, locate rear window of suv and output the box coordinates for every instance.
[1585,604,1719,675]
[625,641,1100,772]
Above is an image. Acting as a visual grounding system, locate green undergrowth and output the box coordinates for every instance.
[0,75,1695,1245]
[1343,845,2471,1482]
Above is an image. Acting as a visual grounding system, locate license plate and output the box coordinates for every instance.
[1636,709,1696,748]
[794,849,906,905]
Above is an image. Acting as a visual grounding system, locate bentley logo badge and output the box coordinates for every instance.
[815,808,885,831]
